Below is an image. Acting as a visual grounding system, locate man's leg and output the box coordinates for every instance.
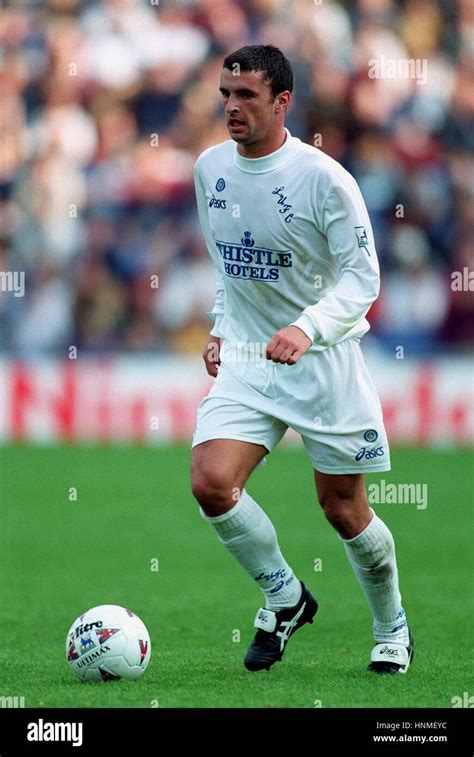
[191,438,302,609]
[191,439,318,671]
[314,470,413,673]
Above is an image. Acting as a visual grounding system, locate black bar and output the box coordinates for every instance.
[0,707,471,755]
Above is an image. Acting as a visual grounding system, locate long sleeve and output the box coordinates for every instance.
[208,268,226,338]
[291,175,380,347]
[194,162,226,337]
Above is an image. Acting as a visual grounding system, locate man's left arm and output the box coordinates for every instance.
[266,173,380,364]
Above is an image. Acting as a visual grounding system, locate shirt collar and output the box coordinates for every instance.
[233,128,298,174]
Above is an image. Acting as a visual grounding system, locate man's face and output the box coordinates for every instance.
[219,68,283,146]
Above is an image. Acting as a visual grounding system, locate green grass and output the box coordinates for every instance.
[1,444,472,708]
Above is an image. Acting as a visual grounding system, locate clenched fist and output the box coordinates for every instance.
[266,325,312,365]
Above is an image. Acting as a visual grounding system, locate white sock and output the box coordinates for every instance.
[340,509,409,644]
[199,489,302,611]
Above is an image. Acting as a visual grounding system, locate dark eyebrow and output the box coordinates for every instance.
[219,87,258,96]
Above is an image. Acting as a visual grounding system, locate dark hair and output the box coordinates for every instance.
[223,45,293,99]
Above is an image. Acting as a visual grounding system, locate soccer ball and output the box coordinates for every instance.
[66,604,151,682]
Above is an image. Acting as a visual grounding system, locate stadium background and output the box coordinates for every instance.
[1,0,473,711]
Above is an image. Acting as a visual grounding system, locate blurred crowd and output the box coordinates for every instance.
[0,0,473,357]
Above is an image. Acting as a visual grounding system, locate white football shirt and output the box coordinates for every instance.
[194,128,380,352]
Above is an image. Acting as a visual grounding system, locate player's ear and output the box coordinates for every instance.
[275,91,291,113]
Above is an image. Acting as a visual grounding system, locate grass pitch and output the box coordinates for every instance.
[1,444,472,708]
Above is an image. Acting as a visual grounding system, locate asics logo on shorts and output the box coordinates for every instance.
[355,446,384,461]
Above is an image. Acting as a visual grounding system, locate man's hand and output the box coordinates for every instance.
[203,335,221,377]
[266,325,312,365]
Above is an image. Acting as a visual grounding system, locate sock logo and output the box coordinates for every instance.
[254,568,286,583]
[270,580,284,594]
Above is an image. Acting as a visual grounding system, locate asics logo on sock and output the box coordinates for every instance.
[254,568,286,583]
[355,446,384,461]
[270,580,284,594]
[379,646,399,656]
[391,621,407,633]
[269,573,296,594]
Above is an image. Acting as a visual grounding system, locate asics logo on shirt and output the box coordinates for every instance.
[208,194,227,209]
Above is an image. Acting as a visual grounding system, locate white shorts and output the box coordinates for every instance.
[192,338,391,474]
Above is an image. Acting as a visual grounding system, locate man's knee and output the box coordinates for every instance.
[315,472,370,538]
[320,494,353,530]
[190,456,239,514]
[318,493,370,539]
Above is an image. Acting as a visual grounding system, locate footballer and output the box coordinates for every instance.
[191,45,413,675]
